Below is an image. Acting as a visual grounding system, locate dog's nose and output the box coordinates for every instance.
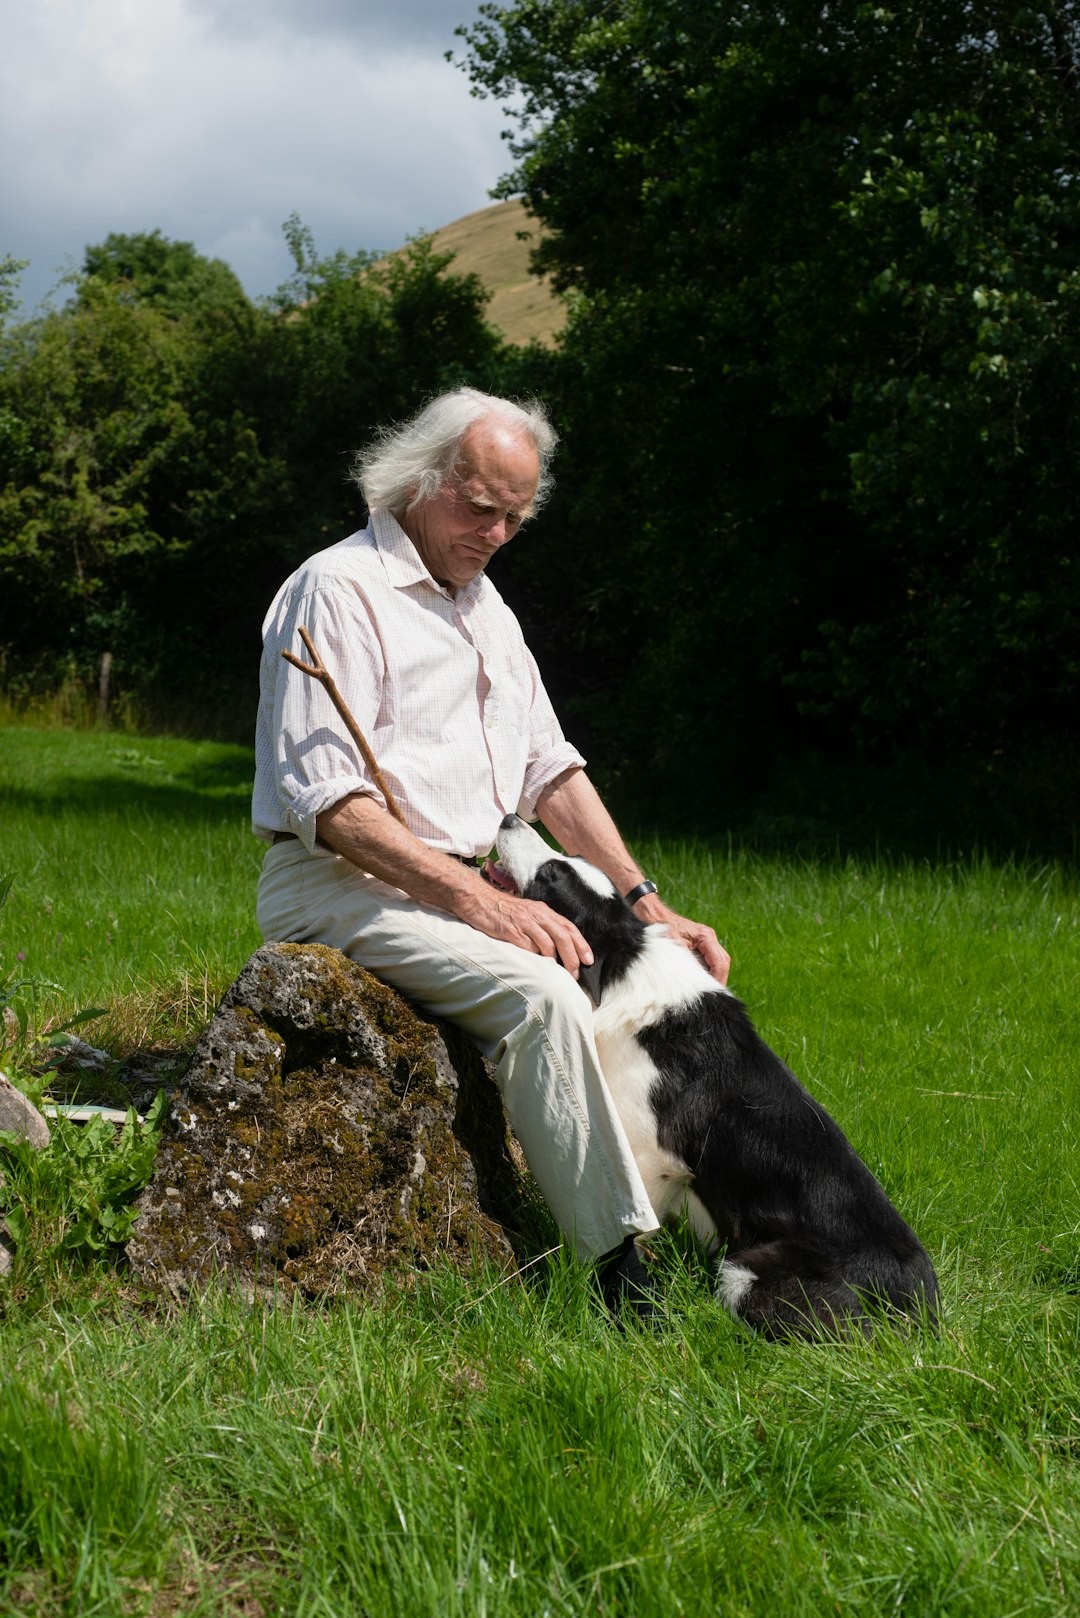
[499,813,522,830]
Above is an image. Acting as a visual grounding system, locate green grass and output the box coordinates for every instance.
[1,725,1079,1616]
[0,726,263,1047]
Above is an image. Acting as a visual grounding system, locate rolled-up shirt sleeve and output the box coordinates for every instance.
[517,644,586,821]
[257,582,388,850]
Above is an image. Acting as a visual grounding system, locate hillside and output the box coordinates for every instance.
[418,196,565,349]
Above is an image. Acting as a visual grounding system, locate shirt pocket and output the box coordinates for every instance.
[480,651,532,736]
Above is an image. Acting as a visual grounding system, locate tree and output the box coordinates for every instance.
[460,1,1080,787]
[262,220,507,546]
[0,268,287,706]
[0,221,510,724]
[0,255,27,332]
[79,230,249,319]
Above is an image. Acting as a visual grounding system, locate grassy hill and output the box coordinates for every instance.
[416,197,565,349]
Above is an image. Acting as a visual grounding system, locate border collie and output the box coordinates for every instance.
[494,815,938,1338]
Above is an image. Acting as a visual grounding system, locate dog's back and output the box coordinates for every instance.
[644,988,938,1335]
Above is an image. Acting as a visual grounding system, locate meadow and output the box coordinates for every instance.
[1,724,1079,1616]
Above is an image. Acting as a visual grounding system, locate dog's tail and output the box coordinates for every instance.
[719,1239,939,1339]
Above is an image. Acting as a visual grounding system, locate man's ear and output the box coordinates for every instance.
[578,957,604,1008]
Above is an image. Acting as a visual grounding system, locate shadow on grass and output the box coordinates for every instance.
[1,776,254,834]
[0,737,256,826]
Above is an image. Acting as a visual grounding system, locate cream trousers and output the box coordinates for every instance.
[256,840,659,1259]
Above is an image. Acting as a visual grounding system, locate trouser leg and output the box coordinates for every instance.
[257,843,659,1258]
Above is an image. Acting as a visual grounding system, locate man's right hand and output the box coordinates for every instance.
[457,884,594,980]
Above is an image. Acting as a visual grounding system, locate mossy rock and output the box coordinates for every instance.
[128,943,531,1297]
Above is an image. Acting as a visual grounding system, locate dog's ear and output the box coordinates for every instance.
[578,956,605,1008]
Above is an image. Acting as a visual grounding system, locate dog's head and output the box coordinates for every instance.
[494,814,644,1004]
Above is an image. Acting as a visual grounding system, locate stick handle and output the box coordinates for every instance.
[281,626,409,827]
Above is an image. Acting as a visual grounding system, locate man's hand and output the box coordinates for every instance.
[457,885,594,980]
[630,888,729,982]
[650,905,731,984]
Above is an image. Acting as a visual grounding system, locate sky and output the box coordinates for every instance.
[1,0,518,316]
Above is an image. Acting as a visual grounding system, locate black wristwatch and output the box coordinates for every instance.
[624,880,658,906]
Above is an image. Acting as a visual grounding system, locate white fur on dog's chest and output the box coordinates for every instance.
[595,1019,705,1230]
[593,929,727,1240]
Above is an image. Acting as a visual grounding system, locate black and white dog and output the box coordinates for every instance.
[494,815,938,1337]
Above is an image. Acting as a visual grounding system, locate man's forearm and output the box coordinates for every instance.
[315,792,594,976]
[315,794,480,913]
[536,769,652,900]
[322,773,639,903]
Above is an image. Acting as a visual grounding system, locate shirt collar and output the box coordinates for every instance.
[370,507,486,609]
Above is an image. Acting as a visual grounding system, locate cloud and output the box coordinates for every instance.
[190,0,480,49]
[0,0,514,315]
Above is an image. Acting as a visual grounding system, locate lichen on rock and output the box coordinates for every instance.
[128,943,532,1297]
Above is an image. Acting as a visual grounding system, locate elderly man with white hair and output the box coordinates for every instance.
[253,387,729,1317]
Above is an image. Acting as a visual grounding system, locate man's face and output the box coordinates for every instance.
[401,420,540,592]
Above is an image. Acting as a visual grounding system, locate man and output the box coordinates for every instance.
[253,387,729,1315]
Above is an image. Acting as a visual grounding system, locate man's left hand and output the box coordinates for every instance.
[633,894,730,984]
[662,912,731,984]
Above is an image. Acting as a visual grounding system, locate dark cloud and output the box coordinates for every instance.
[189,0,487,51]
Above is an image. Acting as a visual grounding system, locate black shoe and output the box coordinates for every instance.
[595,1234,660,1325]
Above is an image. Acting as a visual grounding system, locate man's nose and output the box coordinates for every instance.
[477,515,510,547]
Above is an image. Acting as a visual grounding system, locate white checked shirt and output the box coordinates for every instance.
[252,509,585,858]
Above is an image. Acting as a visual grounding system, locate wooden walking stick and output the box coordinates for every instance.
[281,626,408,827]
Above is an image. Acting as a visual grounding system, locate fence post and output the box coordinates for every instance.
[97,650,113,721]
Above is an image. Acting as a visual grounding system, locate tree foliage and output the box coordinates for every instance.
[462,1,1080,783]
[264,216,505,540]
[79,230,250,319]
[0,255,28,332]
[0,224,506,720]
[0,250,283,703]
[3,5,1079,820]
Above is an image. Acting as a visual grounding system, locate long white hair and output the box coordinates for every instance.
[351,388,558,517]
